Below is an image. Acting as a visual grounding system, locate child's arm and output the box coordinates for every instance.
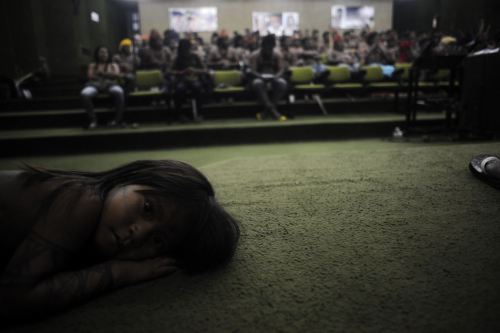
[0,248,176,321]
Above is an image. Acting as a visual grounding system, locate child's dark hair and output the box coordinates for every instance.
[23,160,240,274]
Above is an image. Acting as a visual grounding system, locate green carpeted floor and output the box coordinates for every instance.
[2,139,500,332]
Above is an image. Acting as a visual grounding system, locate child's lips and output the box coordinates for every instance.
[112,229,131,248]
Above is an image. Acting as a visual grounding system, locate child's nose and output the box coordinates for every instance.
[128,220,155,242]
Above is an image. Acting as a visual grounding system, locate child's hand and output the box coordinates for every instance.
[115,257,178,286]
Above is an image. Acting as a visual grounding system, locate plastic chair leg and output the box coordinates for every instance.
[313,94,328,115]
[191,99,198,119]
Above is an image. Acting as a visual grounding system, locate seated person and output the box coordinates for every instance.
[232,35,251,66]
[138,29,172,71]
[327,40,356,67]
[81,45,125,129]
[288,38,305,63]
[168,39,210,122]
[139,29,174,96]
[0,160,240,322]
[207,37,239,69]
[248,35,288,121]
[190,36,207,64]
[296,37,320,66]
[113,38,140,93]
[279,36,298,68]
[364,33,397,78]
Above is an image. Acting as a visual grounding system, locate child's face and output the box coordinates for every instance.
[93,185,188,260]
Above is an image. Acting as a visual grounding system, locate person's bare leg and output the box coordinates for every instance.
[251,78,273,110]
[108,85,125,124]
[81,86,98,129]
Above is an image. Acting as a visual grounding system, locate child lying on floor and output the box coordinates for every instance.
[0,160,240,322]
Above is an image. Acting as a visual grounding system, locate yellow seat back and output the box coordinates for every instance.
[326,66,351,83]
[289,66,315,84]
[362,65,384,82]
[213,70,243,87]
[135,70,164,90]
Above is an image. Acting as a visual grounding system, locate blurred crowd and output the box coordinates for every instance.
[127,27,500,72]
[81,27,500,128]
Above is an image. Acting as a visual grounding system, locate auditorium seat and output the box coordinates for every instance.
[325,66,364,93]
[288,66,328,115]
[212,70,246,96]
[362,65,399,89]
[394,62,412,85]
[129,70,165,97]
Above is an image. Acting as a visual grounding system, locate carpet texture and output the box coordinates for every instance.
[4,140,500,333]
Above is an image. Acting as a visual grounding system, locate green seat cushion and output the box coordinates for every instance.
[418,82,439,87]
[213,71,243,87]
[293,84,325,90]
[214,87,246,93]
[368,82,399,89]
[129,91,164,97]
[362,66,385,82]
[332,83,364,89]
[289,67,315,84]
[135,70,164,89]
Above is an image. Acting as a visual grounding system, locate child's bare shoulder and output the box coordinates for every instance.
[0,170,102,252]
[32,180,102,252]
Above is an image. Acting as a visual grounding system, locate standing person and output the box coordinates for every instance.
[169,39,210,122]
[0,160,240,323]
[80,45,125,129]
[248,34,288,121]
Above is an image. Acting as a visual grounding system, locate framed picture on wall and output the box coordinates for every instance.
[252,11,299,36]
[169,7,218,32]
[331,6,375,30]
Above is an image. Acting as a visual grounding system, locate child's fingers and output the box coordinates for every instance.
[159,257,177,266]
[157,265,178,276]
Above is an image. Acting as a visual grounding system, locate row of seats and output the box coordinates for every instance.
[125,63,455,116]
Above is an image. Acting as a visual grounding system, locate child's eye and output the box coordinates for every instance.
[142,199,155,219]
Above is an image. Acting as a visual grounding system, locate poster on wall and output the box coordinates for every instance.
[331,6,375,30]
[252,12,299,36]
[169,7,218,32]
